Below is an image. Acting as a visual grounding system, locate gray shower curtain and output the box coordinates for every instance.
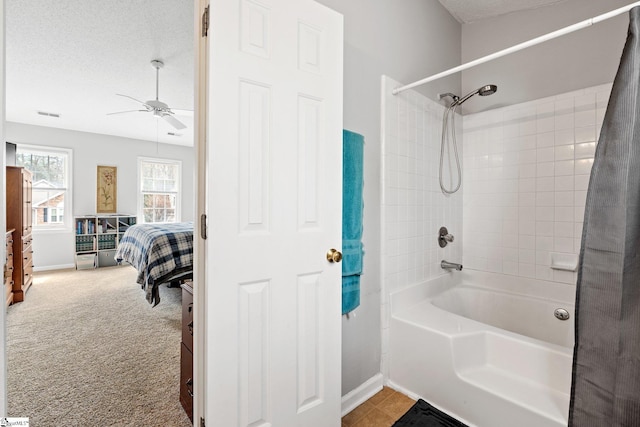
[569,6,640,427]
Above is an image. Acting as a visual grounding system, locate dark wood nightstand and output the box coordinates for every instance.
[180,281,194,421]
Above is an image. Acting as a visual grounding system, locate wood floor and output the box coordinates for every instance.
[342,387,416,427]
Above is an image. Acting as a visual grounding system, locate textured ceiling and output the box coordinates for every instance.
[438,0,569,23]
[6,0,194,146]
[5,1,572,147]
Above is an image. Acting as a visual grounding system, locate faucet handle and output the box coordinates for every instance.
[439,226,454,248]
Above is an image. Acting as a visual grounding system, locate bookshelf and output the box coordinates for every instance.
[74,214,137,269]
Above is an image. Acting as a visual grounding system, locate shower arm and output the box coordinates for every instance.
[456,89,480,105]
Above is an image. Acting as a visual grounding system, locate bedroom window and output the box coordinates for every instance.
[138,157,181,223]
[16,145,72,231]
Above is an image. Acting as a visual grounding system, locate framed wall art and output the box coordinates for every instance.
[97,165,117,213]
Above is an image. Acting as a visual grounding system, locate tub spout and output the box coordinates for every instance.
[441,260,463,271]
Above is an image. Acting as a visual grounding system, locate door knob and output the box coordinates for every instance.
[326,248,343,263]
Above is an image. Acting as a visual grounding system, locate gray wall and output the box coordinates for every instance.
[315,0,461,396]
[318,0,630,398]
[6,122,194,270]
[461,0,631,114]
[317,0,631,399]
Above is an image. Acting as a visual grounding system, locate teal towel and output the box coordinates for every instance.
[342,239,363,276]
[342,130,364,314]
[342,275,360,315]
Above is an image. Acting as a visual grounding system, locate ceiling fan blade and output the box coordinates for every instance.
[116,93,148,106]
[170,108,194,116]
[107,109,148,115]
[162,113,187,130]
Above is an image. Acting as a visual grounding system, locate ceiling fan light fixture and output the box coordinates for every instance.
[107,58,187,130]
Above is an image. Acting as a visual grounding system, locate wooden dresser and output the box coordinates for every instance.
[180,282,194,421]
[6,166,34,302]
[4,230,14,307]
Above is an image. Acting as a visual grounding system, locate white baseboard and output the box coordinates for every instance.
[33,264,75,272]
[341,373,384,417]
[385,379,421,401]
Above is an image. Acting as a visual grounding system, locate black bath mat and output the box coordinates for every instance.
[392,399,469,427]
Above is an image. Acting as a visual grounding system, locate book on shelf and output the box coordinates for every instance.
[76,234,97,251]
[76,219,95,235]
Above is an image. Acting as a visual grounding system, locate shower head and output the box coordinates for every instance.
[456,84,498,105]
[479,84,497,96]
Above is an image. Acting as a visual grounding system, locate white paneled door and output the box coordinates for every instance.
[205,0,343,426]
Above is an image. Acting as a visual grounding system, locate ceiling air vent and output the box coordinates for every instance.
[37,111,61,118]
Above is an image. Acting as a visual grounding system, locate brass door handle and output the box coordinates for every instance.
[326,249,342,263]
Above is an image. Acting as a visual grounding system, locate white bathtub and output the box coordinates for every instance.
[388,270,576,427]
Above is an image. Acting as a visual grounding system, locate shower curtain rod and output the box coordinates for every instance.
[392,1,640,95]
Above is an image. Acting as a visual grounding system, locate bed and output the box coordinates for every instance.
[114,222,194,306]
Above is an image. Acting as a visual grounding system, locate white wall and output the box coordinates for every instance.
[381,76,463,376]
[463,83,610,284]
[314,0,461,396]
[0,0,7,414]
[6,122,194,270]
[461,0,630,114]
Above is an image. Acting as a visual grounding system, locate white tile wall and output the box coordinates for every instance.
[380,76,463,375]
[380,79,611,379]
[462,83,612,285]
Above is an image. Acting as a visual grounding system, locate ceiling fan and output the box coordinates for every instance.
[108,59,188,130]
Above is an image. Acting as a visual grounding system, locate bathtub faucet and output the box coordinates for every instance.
[441,260,463,271]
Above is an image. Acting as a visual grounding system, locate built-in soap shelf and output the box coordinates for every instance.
[550,252,578,272]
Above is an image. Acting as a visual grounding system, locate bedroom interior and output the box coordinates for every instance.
[3,0,196,424]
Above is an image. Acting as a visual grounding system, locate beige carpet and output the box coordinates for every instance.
[6,266,192,427]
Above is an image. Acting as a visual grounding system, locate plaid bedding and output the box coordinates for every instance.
[115,222,194,306]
